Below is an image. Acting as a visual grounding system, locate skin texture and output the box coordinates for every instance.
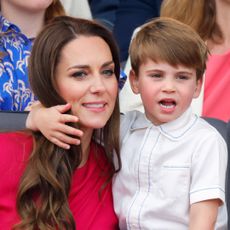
[55,36,118,133]
[27,35,118,149]
[189,199,220,230]
[130,59,202,125]
[55,35,118,162]
[1,0,53,37]
[1,0,53,12]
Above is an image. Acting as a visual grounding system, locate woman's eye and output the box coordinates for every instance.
[102,69,114,77]
[71,71,87,78]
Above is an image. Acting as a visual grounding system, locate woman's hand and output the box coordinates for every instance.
[26,102,83,149]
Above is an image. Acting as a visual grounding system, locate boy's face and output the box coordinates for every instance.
[130,59,202,125]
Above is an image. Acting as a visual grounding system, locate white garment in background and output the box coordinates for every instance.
[61,0,92,19]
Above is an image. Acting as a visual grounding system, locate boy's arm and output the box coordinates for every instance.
[189,199,220,230]
[0,111,28,131]
[189,126,227,229]
[0,103,82,149]
[26,102,83,149]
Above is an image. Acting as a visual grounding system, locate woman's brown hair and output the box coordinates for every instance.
[45,0,65,22]
[160,0,222,43]
[14,16,121,230]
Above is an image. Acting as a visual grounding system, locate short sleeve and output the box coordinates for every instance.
[190,131,227,204]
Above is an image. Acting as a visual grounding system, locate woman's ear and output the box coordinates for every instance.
[193,78,203,98]
[129,69,140,94]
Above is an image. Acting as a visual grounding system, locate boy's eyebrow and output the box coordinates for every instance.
[145,68,163,72]
[67,61,114,70]
[177,70,194,75]
[145,69,194,76]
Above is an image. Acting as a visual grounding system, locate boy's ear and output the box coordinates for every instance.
[129,69,140,94]
[193,78,203,98]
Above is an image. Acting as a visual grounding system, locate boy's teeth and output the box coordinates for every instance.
[160,103,175,109]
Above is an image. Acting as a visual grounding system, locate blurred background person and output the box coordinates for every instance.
[0,0,65,111]
[161,0,230,122]
[113,0,162,66]
[60,0,92,19]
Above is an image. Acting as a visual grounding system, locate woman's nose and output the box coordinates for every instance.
[90,75,106,93]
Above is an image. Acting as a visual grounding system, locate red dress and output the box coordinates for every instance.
[0,132,118,229]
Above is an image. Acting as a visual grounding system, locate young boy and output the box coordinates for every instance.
[112,18,227,229]
[13,18,227,229]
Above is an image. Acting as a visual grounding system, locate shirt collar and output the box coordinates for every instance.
[130,107,198,140]
[0,15,21,33]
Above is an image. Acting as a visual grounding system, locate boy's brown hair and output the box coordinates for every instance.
[129,17,208,80]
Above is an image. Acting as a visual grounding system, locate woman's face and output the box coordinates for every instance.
[55,36,118,131]
[1,0,53,12]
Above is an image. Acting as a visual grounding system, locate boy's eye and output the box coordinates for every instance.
[177,75,189,80]
[71,71,87,78]
[150,73,162,79]
[102,69,114,77]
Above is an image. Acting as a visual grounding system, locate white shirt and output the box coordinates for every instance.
[113,108,227,230]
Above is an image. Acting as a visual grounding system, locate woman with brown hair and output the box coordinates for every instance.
[0,16,121,229]
[0,0,65,111]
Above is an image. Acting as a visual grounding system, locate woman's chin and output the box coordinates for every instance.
[80,120,108,130]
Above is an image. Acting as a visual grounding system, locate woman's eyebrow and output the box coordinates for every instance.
[67,64,89,70]
[102,61,114,68]
[67,61,114,71]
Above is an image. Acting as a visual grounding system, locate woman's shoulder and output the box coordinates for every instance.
[0,132,33,158]
[0,132,33,190]
[0,131,32,142]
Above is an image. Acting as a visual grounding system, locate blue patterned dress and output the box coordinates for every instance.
[0,15,36,111]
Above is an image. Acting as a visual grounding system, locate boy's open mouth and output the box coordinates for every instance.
[159,99,176,109]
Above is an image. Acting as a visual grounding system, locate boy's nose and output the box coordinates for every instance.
[162,79,176,93]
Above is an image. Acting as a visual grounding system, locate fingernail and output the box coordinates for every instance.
[76,140,81,145]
